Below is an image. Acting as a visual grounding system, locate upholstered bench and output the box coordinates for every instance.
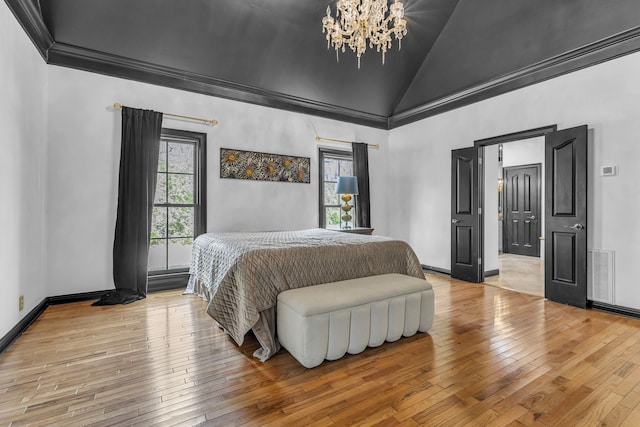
[277,273,434,368]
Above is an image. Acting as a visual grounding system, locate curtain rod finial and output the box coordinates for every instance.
[113,103,123,109]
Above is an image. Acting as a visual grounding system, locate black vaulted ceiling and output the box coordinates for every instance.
[7,0,640,129]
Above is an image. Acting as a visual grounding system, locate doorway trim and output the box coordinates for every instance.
[474,125,557,282]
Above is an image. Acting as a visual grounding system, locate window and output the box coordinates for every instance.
[148,129,206,290]
[319,148,353,229]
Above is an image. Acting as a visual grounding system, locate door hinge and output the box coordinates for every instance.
[478,257,482,265]
[478,208,482,215]
[478,157,482,165]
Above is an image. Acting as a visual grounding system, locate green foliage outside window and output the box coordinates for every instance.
[149,139,197,271]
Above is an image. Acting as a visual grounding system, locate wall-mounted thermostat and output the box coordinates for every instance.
[600,165,617,176]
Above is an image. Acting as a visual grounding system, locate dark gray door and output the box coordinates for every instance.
[451,147,481,282]
[545,125,588,308]
[503,164,541,257]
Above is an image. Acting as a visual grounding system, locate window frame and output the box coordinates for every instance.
[318,147,354,229]
[148,128,207,291]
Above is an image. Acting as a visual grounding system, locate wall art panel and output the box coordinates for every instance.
[220,148,310,183]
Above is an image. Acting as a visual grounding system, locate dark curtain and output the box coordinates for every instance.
[352,142,371,228]
[94,107,163,305]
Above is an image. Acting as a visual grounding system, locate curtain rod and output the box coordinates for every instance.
[314,135,379,149]
[113,103,218,126]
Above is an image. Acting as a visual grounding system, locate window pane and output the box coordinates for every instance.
[154,173,167,204]
[168,142,194,173]
[151,207,167,239]
[324,158,339,182]
[168,238,193,269]
[339,160,353,176]
[158,140,167,172]
[148,239,167,271]
[325,207,341,229]
[150,131,205,278]
[168,207,194,238]
[324,181,339,205]
[168,174,194,204]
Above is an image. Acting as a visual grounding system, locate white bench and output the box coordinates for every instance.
[277,273,434,368]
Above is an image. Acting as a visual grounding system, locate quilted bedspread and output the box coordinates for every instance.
[184,228,425,361]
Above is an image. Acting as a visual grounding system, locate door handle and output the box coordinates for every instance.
[451,219,461,224]
[564,223,584,231]
[526,216,536,220]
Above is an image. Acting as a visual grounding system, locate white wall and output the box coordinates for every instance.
[45,67,389,296]
[389,50,640,310]
[502,137,545,169]
[0,3,48,337]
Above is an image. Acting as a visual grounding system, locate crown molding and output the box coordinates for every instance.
[46,42,390,129]
[389,26,640,129]
[5,0,387,128]
[4,0,53,60]
[6,0,640,130]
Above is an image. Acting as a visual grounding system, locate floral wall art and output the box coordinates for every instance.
[220,148,310,183]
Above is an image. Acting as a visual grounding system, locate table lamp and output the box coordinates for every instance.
[336,176,359,229]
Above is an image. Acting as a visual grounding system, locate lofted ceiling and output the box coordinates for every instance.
[6,0,640,129]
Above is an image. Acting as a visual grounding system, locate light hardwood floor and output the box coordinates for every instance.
[484,253,544,297]
[2,274,640,426]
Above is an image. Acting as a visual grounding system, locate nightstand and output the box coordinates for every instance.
[335,227,374,235]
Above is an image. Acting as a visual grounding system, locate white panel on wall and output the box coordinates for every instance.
[588,249,615,304]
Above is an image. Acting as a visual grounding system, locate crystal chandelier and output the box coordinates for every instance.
[322,0,407,69]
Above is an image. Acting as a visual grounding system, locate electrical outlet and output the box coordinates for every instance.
[19,295,24,312]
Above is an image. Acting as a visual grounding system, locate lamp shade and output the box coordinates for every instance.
[336,176,359,195]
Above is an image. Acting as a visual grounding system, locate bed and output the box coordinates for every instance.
[184,228,425,361]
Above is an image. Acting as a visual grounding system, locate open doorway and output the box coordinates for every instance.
[452,124,588,307]
[482,135,546,297]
